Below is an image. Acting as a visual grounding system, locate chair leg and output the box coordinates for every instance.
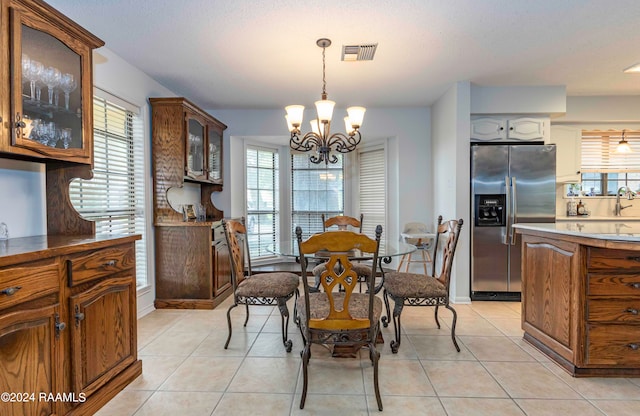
[434,304,441,329]
[243,303,250,327]
[224,303,238,349]
[390,298,404,354]
[381,289,391,328]
[299,344,311,409]
[369,341,383,411]
[445,303,461,352]
[277,297,293,353]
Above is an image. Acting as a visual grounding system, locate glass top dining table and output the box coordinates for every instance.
[267,238,417,293]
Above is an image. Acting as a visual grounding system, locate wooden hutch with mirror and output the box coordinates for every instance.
[0,1,141,415]
[149,97,232,309]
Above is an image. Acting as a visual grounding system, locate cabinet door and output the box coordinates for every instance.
[8,7,93,164]
[185,112,207,181]
[207,123,223,184]
[0,304,62,416]
[470,118,507,141]
[507,118,545,141]
[549,125,581,183]
[69,276,136,399]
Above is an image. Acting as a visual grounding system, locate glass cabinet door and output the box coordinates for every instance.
[186,115,206,180]
[10,9,92,163]
[207,126,222,183]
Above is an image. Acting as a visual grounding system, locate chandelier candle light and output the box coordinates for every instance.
[286,38,366,164]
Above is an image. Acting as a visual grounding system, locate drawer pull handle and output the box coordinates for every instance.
[1,286,22,296]
[104,260,116,267]
[629,343,640,351]
[628,282,640,289]
[627,256,640,262]
[625,308,639,315]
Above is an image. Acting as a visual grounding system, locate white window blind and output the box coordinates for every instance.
[359,146,386,244]
[246,146,279,258]
[69,93,148,288]
[582,130,640,173]
[291,153,344,238]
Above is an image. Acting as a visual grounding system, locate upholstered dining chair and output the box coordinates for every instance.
[295,225,384,411]
[222,218,299,352]
[312,214,372,291]
[382,216,464,354]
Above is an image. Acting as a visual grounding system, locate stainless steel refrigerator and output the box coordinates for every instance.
[471,143,556,301]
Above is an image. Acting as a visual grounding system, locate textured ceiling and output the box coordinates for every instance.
[46,0,640,110]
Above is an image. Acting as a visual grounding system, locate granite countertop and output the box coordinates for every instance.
[513,222,640,241]
[556,215,640,221]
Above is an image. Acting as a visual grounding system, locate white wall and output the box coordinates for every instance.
[432,81,471,304]
[471,85,566,115]
[0,159,46,238]
[556,96,640,122]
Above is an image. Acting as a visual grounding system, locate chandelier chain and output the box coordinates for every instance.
[321,45,327,99]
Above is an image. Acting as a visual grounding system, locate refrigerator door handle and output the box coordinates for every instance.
[510,176,517,245]
[503,176,511,245]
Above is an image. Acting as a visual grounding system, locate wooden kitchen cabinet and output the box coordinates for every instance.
[67,243,138,402]
[519,228,640,376]
[154,222,233,309]
[0,0,104,164]
[471,117,547,142]
[0,235,141,416]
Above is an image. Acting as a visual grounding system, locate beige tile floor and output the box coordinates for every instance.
[97,295,640,416]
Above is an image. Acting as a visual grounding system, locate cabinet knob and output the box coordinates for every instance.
[0,286,22,296]
[628,282,640,289]
[103,260,116,267]
[625,308,639,315]
[629,343,640,351]
[626,256,640,263]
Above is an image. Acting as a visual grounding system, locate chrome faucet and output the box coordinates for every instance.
[614,186,634,216]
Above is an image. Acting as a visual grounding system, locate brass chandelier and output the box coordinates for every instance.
[285,38,366,164]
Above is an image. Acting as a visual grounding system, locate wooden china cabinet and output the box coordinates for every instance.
[150,97,232,309]
[0,1,141,415]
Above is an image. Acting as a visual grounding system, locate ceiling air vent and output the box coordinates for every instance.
[341,43,377,61]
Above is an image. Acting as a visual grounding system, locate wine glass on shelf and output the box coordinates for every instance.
[59,73,77,111]
[23,57,43,102]
[60,128,72,149]
[40,66,61,106]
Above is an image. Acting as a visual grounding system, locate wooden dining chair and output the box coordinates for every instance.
[222,218,300,352]
[295,225,384,411]
[382,216,464,353]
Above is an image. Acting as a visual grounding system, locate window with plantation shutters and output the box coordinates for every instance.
[246,146,279,258]
[69,91,148,288]
[358,145,386,245]
[291,153,344,239]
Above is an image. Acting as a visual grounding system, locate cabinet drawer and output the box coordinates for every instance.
[68,244,136,286]
[587,298,640,322]
[0,260,59,310]
[588,248,640,270]
[586,324,640,366]
[588,273,640,296]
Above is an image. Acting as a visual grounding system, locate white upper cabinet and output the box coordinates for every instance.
[471,117,547,142]
[549,125,581,183]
